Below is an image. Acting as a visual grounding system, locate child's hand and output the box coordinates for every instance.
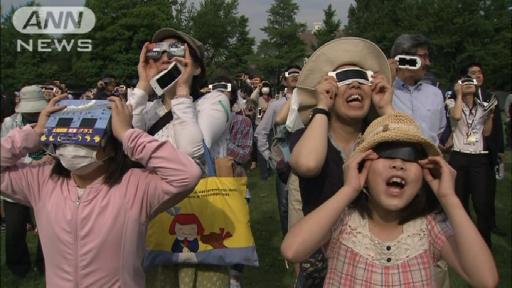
[419,156,457,201]
[108,97,133,141]
[342,150,378,199]
[34,94,67,134]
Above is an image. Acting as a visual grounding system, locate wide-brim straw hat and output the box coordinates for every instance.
[296,37,392,109]
[354,112,441,157]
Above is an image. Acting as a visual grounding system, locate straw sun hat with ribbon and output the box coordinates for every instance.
[296,37,392,110]
[355,112,441,157]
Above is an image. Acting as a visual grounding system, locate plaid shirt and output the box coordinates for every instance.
[227,113,253,164]
[324,210,453,287]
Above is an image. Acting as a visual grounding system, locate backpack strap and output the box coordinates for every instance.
[218,100,231,123]
[148,110,173,136]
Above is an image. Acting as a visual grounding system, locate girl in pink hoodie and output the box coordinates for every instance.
[1,96,202,287]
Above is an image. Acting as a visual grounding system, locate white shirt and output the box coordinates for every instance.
[446,98,488,153]
[128,88,231,159]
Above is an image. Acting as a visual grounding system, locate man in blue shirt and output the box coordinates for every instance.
[390,34,446,146]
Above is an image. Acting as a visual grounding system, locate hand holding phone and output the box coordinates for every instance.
[149,62,183,96]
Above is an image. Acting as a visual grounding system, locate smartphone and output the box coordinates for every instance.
[394,55,421,70]
[150,62,183,96]
[257,107,263,118]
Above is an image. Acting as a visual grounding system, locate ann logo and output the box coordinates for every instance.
[13,6,95,34]
[12,7,95,52]
[22,10,84,31]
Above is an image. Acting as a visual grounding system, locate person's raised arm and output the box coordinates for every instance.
[250,84,261,101]
[448,83,463,121]
[128,42,161,130]
[289,76,336,177]
[420,156,498,287]
[108,97,202,219]
[282,150,376,262]
[166,44,205,159]
[1,95,66,205]
[275,99,290,125]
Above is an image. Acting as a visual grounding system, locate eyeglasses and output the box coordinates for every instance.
[209,82,231,92]
[146,42,185,60]
[328,68,373,86]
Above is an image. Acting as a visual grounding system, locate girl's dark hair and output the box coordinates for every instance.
[51,128,143,187]
[351,182,442,224]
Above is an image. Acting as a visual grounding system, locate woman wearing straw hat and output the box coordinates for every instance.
[286,37,394,286]
[282,112,498,287]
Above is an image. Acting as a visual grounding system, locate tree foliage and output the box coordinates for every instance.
[345,0,511,91]
[191,0,255,79]
[0,0,253,92]
[253,0,306,83]
[314,4,342,48]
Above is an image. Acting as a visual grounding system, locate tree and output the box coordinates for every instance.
[344,0,511,91]
[0,2,63,92]
[254,0,306,84]
[314,4,342,48]
[190,0,255,79]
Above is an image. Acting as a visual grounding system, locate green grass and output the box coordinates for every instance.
[2,151,511,287]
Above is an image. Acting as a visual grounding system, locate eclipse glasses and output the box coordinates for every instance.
[209,82,232,92]
[328,67,374,86]
[146,42,185,60]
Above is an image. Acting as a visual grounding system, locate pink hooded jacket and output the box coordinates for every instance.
[1,126,202,287]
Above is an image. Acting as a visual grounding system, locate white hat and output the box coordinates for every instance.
[15,85,47,113]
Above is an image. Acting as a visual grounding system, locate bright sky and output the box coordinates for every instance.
[1,0,355,42]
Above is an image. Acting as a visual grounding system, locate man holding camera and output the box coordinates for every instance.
[390,34,446,146]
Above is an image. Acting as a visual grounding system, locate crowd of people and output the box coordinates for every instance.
[1,26,510,288]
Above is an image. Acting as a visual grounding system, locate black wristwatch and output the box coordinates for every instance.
[310,107,330,121]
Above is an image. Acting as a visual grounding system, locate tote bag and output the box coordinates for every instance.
[144,144,259,268]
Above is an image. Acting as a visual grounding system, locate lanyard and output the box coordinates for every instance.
[462,103,478,135]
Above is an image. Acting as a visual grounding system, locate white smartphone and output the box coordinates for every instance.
[150,62,183,96]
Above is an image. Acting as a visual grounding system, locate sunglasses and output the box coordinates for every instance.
[284,71,300,78]
[209,82,231,92]
[458,77,477,86]
[328,68,374,86]
[146,42,185,60]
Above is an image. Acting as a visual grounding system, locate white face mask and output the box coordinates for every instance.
[261,87,270,95]
[56,144,103,175]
